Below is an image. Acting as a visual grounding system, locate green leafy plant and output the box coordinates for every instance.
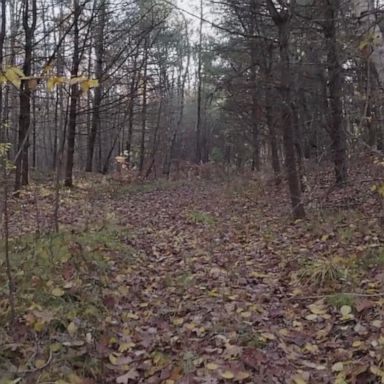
[298,257,347,287]
[362,247,384,269]
[327,293,355,309]
[186,210,216,225]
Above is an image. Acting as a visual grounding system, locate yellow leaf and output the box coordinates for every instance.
[206,362,219,370]
[378,184,384,197]
[291,373,308,384]
[235,371,250,381]
[47,76,65,92]
[34,321,45,332]
[108,353,120,365]
[292,288,303,296]
[221,370,235,379]
[370,365,384,378]
[47,77,55,91]
[50,342,62,352]
[12,67,25,77]
[208,289,219,297]
[340,305,352,317]
[5,67,24,89]
[69,76,87,85]
[89,79,99,88]
[125,311,139,320]
[67,321,77,336]
[304,343,319,354]
[250,271,268,278]
[278,328,289,336]
[80,80,91,93]
[331,362,344,372]
[172,317,184,326]
[52,287,65,297]
[372,320,382,328]
[261,332,276,340]
[35,359,46,369]
[152,351,169,367]
[308,303,327,315]
[67,374,85,384]
[240,311,252,319]
[118,342,135,352]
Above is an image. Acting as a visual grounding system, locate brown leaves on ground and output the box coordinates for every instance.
[1,165,384,383]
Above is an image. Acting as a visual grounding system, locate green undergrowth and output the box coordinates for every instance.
[186,210,217,226]
[0,224,136,382]
[326,293,355,309]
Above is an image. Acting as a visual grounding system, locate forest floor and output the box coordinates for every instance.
[1,158,384,384]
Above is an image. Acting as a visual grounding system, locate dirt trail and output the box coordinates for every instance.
[105,181,293,383]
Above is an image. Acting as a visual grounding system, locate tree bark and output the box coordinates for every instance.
[266,0,305,219]
[64,0,81,187]
[249,12,260,171]
[86,0,106,172]
[15,0,37,191]
[139,38,148,173]
[195,0,203,164]
[324,0,348,185]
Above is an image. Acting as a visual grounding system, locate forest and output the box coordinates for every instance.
[1,0,384,383]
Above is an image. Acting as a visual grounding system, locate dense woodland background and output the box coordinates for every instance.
[0,0,383,218]
[4,1,384,383]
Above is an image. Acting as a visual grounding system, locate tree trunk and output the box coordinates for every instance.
[263,43,281,184]
[324,0,348,185]
[249,13,260,171]
[278,21,305,218]
[64,0,81,187]
[195,0,203,164]
[139,38,148,173]
[266,0,305,219]
[15,0,37,191]
[86,0,106,172]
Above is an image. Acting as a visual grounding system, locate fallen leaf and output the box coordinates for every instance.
[332,362,344,372]
[220,370,235,379]
[116,368,140,383]
[52,287,65,297]
[340,305,351,317]
[67,321,78,336]
[291,373,308,384]
[35,359,46,369]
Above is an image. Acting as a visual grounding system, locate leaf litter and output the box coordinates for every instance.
[1,171,384,383]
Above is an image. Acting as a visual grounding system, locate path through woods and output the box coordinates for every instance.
[2,169,384,383]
